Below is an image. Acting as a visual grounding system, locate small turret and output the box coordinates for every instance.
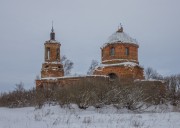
[116,23,123,33]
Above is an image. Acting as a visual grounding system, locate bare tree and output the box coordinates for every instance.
[15,82,25,92]
[176,74,180,90]
[35,75,40,80]
[145,67,163,80]
[87,60,99,75]
[164,74,180,106]
[61,55,74,76]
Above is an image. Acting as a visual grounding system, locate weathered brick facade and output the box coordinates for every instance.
[40,27,64,78]
[94,26,144,80]
[36,75,109,89]
[94,65,144,80]
[101,43,139,64]
[36,25,145,89]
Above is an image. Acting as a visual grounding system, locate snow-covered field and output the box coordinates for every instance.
[0,104,180,128]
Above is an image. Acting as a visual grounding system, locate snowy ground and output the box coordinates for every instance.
[0,104,180,128]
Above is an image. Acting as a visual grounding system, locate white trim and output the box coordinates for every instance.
[100,62,139,68]
[45,40,60,43]
[102,59,137,63]
[41,75,109,80]
[44,61,62,64]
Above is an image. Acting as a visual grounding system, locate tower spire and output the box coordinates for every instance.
[51,21,54,32]
[50,21,55,40]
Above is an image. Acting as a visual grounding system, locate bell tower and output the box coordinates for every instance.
[41,25,64,78]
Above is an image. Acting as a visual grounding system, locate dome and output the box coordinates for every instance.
[107,31,137,44]
[102,26,138,48]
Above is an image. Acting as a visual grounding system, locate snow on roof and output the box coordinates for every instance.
[98,62,139,68]
[41,75,109,80]
[102,59,137,63]
[95,62,131,71]
[101,30,138,48]
[46,40,60,43]
[44,61,61,64]
[134,79,165,83]
[41,77,59,80]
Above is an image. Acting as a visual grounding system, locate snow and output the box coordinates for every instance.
[45,40,60,43]
[44,61,61,64]
[95,62,143,72]
[101,31,138,48]
[102,59,137,63]
[100,62,139,68]
[86,75,109,78]
[41,77,59,80]
[0,104,180,128]
[135,79,165,83]
[107,32,137,43]
[41,75,108,80]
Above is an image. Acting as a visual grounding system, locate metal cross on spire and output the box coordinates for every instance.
[117,23,123,33]
[50,21,55,40]
[51,21,54,32]
[119,23,122,28]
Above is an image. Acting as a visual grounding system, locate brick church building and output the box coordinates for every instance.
[36,24,144,88]
[94,25,144,80]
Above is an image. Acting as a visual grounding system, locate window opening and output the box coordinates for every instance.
[47,48,50,60]
[125,47,129,56]
[56,48,60,59]
[108,73,118,79]
[110,47,115,56]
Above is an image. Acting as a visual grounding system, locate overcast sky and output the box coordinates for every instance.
[0,0,180,92]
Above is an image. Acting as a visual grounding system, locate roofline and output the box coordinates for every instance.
[101,41,139,49]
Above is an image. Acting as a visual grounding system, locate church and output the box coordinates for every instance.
[36,24,144,88]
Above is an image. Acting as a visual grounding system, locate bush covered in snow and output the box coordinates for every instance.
[0,82,37,107]
[0,76,180,110]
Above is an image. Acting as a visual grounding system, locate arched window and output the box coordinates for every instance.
[45,65,49,68]
[46,48,50,60]
[110,47,115,56]
[125,47,129,56]
[102,49,104,58]
[108,73,118,79]
[56,48,60,59]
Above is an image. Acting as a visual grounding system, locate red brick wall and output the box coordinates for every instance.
[102,42,139,64]
[93,42,144,80]
[94,65,144,80]
[44,42,61,62]
[41,41,64,78]
[36,76,109,88]
[41,63,64,78]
